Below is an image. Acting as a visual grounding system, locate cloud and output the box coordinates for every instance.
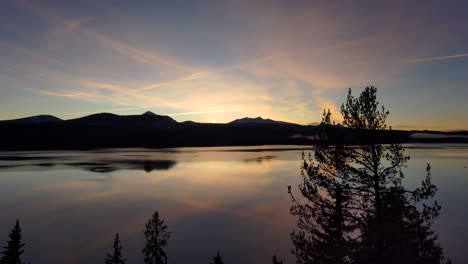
[62,17,93,32]
[407,53,468,63]
[19,0,196,73]
[81,30,196,73]
[36,90,99,101]
[3,0,467,129]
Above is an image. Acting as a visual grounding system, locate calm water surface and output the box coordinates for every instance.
[0,144,467,263]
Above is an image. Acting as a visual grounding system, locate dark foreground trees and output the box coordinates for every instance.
[0,220,26,264]
[272,254,284,264]
[210,251,224,264]
[290,87,447,264]
[105,233,126,264]
[143,211,171,264]
[103,211,171,264]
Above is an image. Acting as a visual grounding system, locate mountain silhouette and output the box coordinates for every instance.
[0,112,467,150]
[0,115,62,125]
[67,112,178,128]
[143,111,158,116]
[229,117,296,126]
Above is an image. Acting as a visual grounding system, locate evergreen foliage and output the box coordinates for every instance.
[105,233,126,264]
[142,211,171,264]
[290,86,446,264]
[0,219,25,264]
[210,251,224,264]
[272,254,283,264]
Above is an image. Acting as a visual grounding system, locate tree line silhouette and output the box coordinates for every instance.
[0,212,232,264]
[0,87,449,264]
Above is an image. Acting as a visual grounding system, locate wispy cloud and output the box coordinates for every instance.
[407,53,468,63]
[2,0,467,129]
[36,90,101,101]
[20,0,196,73]
[81,30,196,73]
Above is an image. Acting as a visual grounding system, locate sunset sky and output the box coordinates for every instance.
[1,0,467,130]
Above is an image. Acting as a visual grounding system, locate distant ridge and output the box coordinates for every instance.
[0,115,62,124]
[229,117,297,126]
[0,113,297,126]
[143,111,158,117]
[66,112,178,127]
[1,112,467,150]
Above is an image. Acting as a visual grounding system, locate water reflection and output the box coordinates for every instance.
[0,152,179,173]
[0,145,466,264]
[0,147,302,172]
[243,155,277,164]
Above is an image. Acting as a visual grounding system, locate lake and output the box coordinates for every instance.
[0,144,467,264]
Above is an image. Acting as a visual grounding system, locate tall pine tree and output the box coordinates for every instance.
[142,211,171,264]
[105,233,126,264]
[209,251,224,264]
[0,219,25,264]
[290,87,446,264]
[272,254,283,264]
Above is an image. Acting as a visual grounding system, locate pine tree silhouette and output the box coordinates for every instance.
[142,211,171,264]
[290,87,447,264]
[272,254,283,264]
[0,219,25,264]
[105,233,126,264]
[210,251,224,264]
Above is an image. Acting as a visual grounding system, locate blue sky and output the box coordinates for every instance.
[1,0,467,130]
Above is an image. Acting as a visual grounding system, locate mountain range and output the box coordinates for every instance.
[0,112,467,150]
[0,112,293,126]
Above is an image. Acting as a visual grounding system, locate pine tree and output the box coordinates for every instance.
[272,254,283,264]
[290,114,356,264]
[105,233,126,264]
[142,211,171,264]
[210,251,224,264]
[290,87,446,264]
[0,219,25,264]
[357,164,443,264]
